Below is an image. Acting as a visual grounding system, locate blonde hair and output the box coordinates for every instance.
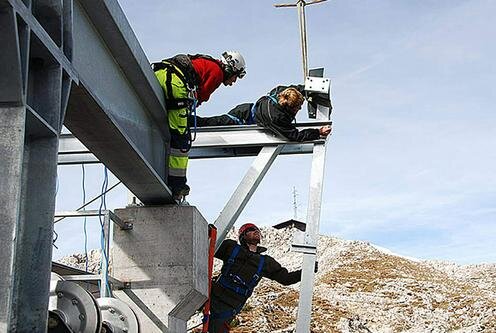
[278,87,304,112]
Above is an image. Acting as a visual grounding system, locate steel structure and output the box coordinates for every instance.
[1,0,170,330]
[1,0,331,331]
[57,123,330,164]
[274,0,328,80]
[53,209,131,297]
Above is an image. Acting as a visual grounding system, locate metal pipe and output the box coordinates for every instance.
[298,0,309,80]
[53,181,122,223]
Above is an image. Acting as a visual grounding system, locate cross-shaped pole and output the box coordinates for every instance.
[274,0,328,81]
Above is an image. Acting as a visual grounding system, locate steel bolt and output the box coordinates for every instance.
[79,314,85,321]
[119,315,125,321]
[72,298,78,305]
[123,328,128,332]
[57,292,64,298]
[48,317,59,328]
[109,308,115,314]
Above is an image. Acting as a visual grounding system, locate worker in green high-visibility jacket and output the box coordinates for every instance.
[153,51,246,201]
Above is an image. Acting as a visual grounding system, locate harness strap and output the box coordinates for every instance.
[226,114,243,125]
[217,244,265,297]
[247,255,265,289]
[227,244,241,266]
[267,94,278,105]
[210,304,243,320]
[154,61,197,110]
[247,103,257,125]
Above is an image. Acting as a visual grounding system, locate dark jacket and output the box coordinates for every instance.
[211,239,301,309]
[228,85,320,142]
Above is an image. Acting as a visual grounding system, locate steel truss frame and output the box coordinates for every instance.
[57,124,330,333]
[1,0,330,330]
[53,209,131,297]
[1,0,169,330]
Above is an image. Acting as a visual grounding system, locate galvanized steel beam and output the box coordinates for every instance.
[65,0,172,204]
[214,145,284,250]
[57,123,330,163]
[295,142,327,333]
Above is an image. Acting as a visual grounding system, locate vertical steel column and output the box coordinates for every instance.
[214,145,283,250]
[295,142,327,333]
[1,0,74,331]
[0,3,28,331]
[0,105,25,332]
[12,136,59,331]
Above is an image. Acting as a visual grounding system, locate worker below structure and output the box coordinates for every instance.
[152,51,247,202]
[189,85,332,142]
[205,223,317,332]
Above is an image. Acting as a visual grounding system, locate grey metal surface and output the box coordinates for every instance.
[0,9,25,326]
[64,0,172,205]
[0,105,25,332]
[214,145,283,250]
[1,1,74,330]
[54,209,132,230]
[54,209,106,219]
[8,0,173,206]
[97,297,140,333]
[54,181,122,223]
[48,279,102,333]
[101,212,111,297]
[295,142,327,333]
[57,124,329,163]
[298,0,309,80]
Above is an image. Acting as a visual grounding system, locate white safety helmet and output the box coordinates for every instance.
[221,51,247,79]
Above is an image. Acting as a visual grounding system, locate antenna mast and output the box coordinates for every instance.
[293,186,298,219]
[274,0,328,81]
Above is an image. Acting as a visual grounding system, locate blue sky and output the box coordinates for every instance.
[54,0,495,264]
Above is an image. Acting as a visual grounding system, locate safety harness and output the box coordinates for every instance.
[153,54,214,151]
[151,57,197,110]
[218,244,265,297]
[203,244,265,322]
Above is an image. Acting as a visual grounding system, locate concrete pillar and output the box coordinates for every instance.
[112,206,209,333]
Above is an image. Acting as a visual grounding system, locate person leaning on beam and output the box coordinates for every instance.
[153,51,247,201]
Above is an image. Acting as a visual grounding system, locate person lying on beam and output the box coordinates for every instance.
[189,85,332,142]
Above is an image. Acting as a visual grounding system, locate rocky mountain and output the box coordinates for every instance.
[227,227,496,333]
[58,227,496,333]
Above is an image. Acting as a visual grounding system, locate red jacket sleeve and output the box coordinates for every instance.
[191,58,224,105]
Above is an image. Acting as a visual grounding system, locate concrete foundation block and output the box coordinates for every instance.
[111,205,208,333]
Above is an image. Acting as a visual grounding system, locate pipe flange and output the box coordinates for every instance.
[97,297,139,333]
[49,280,102,333]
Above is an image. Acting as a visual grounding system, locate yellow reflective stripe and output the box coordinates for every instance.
[168,155,188,170]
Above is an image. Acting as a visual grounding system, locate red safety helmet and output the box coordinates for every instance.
[238,223,260,242]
